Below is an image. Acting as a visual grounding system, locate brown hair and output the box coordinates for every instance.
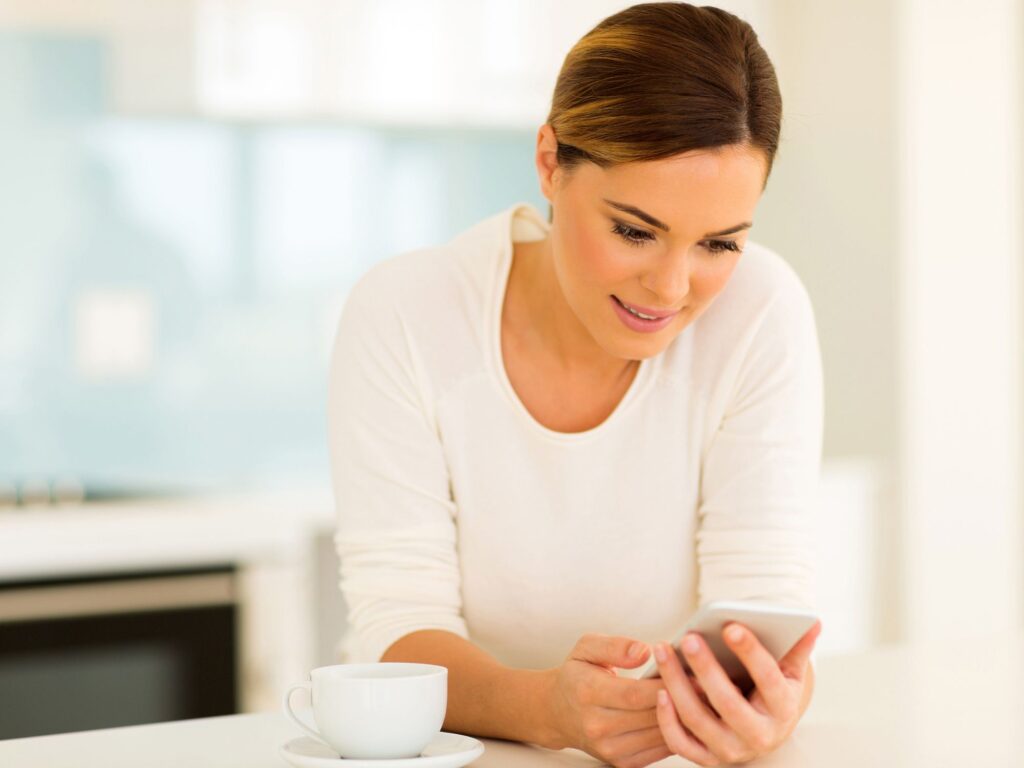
[545,2,782,221]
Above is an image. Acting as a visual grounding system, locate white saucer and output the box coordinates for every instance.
[278,732,485,768]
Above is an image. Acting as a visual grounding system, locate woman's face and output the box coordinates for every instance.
[538,127,768,362]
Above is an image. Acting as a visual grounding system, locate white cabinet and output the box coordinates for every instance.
[189,0,772,127]
[814,459,881,656]
[5,0,770,127]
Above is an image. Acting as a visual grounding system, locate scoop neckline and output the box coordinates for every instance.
[489,201,657,443]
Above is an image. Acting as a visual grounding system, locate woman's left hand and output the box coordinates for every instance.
[652,618,822,766]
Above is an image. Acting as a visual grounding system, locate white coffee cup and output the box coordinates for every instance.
[283,662,448,759]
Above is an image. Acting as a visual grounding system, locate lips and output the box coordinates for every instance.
[612,296,680,319]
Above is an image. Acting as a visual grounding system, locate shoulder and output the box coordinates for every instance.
[695,239,817,342]
[721,239,813,316]
[340,206,507,323]
[332,211,508,394]
[341,246,452,318]
[667,239,819,395]
[337,251,467,353]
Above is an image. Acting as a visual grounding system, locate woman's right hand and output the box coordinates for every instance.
[545,633,676,768]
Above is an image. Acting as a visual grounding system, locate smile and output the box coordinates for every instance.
[610,296,680,333]
[612,296,679,320]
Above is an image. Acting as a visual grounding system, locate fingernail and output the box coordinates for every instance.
[654,643,667,663]
[726,625,744,643]
[629,641,645,659]
[683,635,700,654]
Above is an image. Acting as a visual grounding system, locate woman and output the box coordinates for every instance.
[327,3,823,766]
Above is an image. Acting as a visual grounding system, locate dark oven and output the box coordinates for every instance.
[0,565,239,739]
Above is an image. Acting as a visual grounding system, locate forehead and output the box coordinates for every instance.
[571,146,766,230]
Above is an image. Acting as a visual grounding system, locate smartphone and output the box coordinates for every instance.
[614,600,819,687]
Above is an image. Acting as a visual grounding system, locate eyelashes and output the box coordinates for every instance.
[610,221,743,256]
[611,222,658,248]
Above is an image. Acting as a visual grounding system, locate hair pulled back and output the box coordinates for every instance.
[545,1,781,217]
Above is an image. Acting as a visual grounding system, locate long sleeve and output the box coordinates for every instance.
[327,264,469,664]
[695,271,824,613]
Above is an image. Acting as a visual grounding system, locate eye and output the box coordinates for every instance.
[705,239,743,256]
[611,221,654,248]
[611,219,744,256]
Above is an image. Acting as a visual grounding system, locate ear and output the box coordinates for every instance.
[535,124,560,204]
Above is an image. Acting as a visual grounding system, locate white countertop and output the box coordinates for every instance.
[2,624,1020,767]
[0,488,335,581]
[0,461,882,661]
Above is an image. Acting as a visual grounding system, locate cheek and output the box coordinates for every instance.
[563,225,633,288]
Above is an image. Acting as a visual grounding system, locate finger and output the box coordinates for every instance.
[778,620,822,679]
[679,634,771,753]
[600,724,667,758]
[573,632,650,670]
[653,641,737,754]
[590,674,670,711]
[624,743,675,768]
[687,671,706,698]
[655,689,721,766]
[689,675,723,711]
[721,621,791,718]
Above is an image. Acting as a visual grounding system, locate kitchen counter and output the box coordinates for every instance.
[0,488,335,581]
[0,459,886,660]
[1,624,1020,767]
[0,488,340,714]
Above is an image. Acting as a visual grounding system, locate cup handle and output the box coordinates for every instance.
[283,681,323,742]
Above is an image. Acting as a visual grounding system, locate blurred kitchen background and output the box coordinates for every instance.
[1,0,1021,742]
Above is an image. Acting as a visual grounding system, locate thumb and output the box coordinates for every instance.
[779,619,822,679]
[572,633,650,669]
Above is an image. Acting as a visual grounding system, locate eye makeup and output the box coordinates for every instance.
[609,219,742,256]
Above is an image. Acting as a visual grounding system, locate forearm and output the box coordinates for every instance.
[380,629,562,748]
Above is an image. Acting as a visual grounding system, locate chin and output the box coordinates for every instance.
[601,334,665,361]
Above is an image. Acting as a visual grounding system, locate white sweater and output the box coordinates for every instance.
[328,201,824,670]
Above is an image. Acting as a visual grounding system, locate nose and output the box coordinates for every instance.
[640,247,691,305]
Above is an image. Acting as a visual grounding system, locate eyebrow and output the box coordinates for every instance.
[602,198,752,237]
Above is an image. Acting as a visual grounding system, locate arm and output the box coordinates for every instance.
[328,265,470,667]
[329,265,573,750]
[696,271,824,613]
[653,268,825,764]
[381,629,563,749]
